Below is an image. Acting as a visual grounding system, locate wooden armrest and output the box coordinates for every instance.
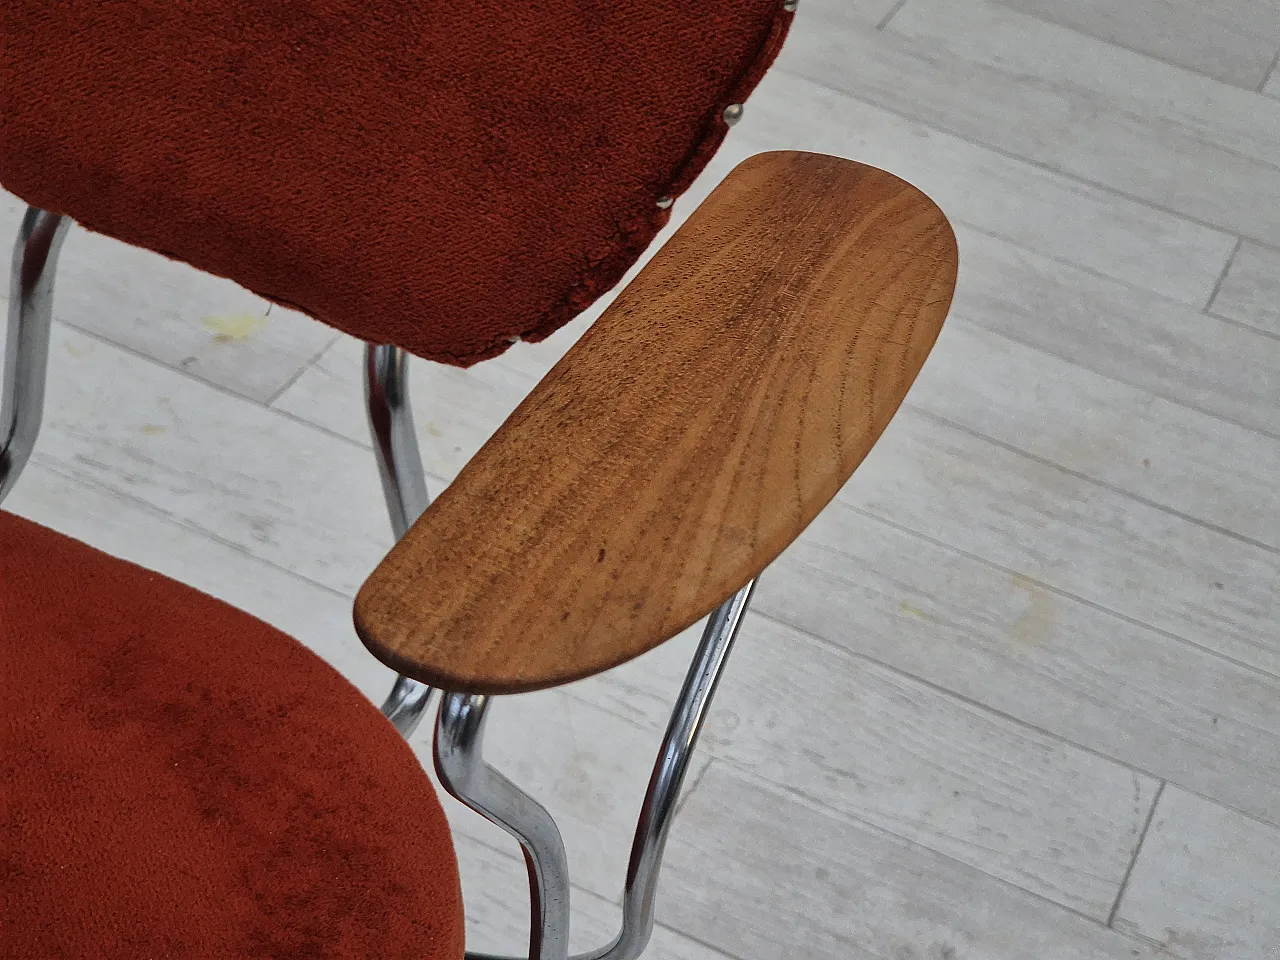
[354,151,957,694]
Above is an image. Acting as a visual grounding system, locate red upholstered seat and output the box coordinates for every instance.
[0,1,792,366]
[0,511,464,959]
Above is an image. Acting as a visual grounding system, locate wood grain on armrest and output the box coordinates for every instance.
[354,151,957,693]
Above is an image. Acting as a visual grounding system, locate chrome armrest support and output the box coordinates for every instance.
[364,342,438,731]
[1,208,69,504]
[581,579,754,960]
[439,580,756,960]
[365,343,431,539]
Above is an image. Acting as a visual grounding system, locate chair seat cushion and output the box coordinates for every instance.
[0,510,464,959]
[0,1,791,366]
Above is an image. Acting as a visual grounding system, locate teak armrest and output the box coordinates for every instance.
[354,151,957,694]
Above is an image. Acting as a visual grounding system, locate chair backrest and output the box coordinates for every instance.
[1,1,793,367]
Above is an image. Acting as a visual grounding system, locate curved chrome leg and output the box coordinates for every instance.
[581,579,755,960]
[380,673,435,739]
[440,582,755,960]
[436,693,572,960]
[365,343,431,538]
[364,342,437,730]
[1,208,70,505]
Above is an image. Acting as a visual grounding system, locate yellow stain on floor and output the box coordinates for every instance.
[1009,573,1054,646]
[140,424,167,436]
[899,599,940,624]
[201,311,267,343]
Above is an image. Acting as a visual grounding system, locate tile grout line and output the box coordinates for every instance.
[752,599,1280,830]
[987,3,1272,90]
[747,605,1181,795]
[876,0,910,31]
[448,829,630,946]
[773,66,1280,247]
[1202,236,1243,312]
[948,218,1233,311]
[907,403,1280,555]
[568,599,1278,836]
[1107,780,1165,927]
[263,329,342,406]
[48,317,375,451]
[652,922,746,960]
[952,312,1280,444]
[712,757,1128,929]
[1259,48,1280,93]
[673,757,716,819]
[565,602,1280,852]
[47,316,285,407]
[775,25,1280,176]
[662,765,1168,958]
[26,457,363,604]
[1207,310,1280,342]
[833,504,1280,684]
[940,298,1280,439]
[869,19,1280,175]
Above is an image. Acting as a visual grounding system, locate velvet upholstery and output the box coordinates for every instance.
[1,0,792,366]
[1,511,464,959]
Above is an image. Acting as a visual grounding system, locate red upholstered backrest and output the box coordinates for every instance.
[1,1,792,366]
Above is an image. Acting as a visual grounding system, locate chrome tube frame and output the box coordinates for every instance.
[1,208,70,505]
[365,343,431,539]
[438,580,756,960]
[365,343,437,733]
[6,206,754,960]
[581,579,755,960]
[437,693,574,960]
[381,673,435,739]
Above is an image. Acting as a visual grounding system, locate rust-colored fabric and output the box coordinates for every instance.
[0,511,464,959]
[0,1,792,366]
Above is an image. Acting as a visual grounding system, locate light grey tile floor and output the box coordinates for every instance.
[3,1,1277,957]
